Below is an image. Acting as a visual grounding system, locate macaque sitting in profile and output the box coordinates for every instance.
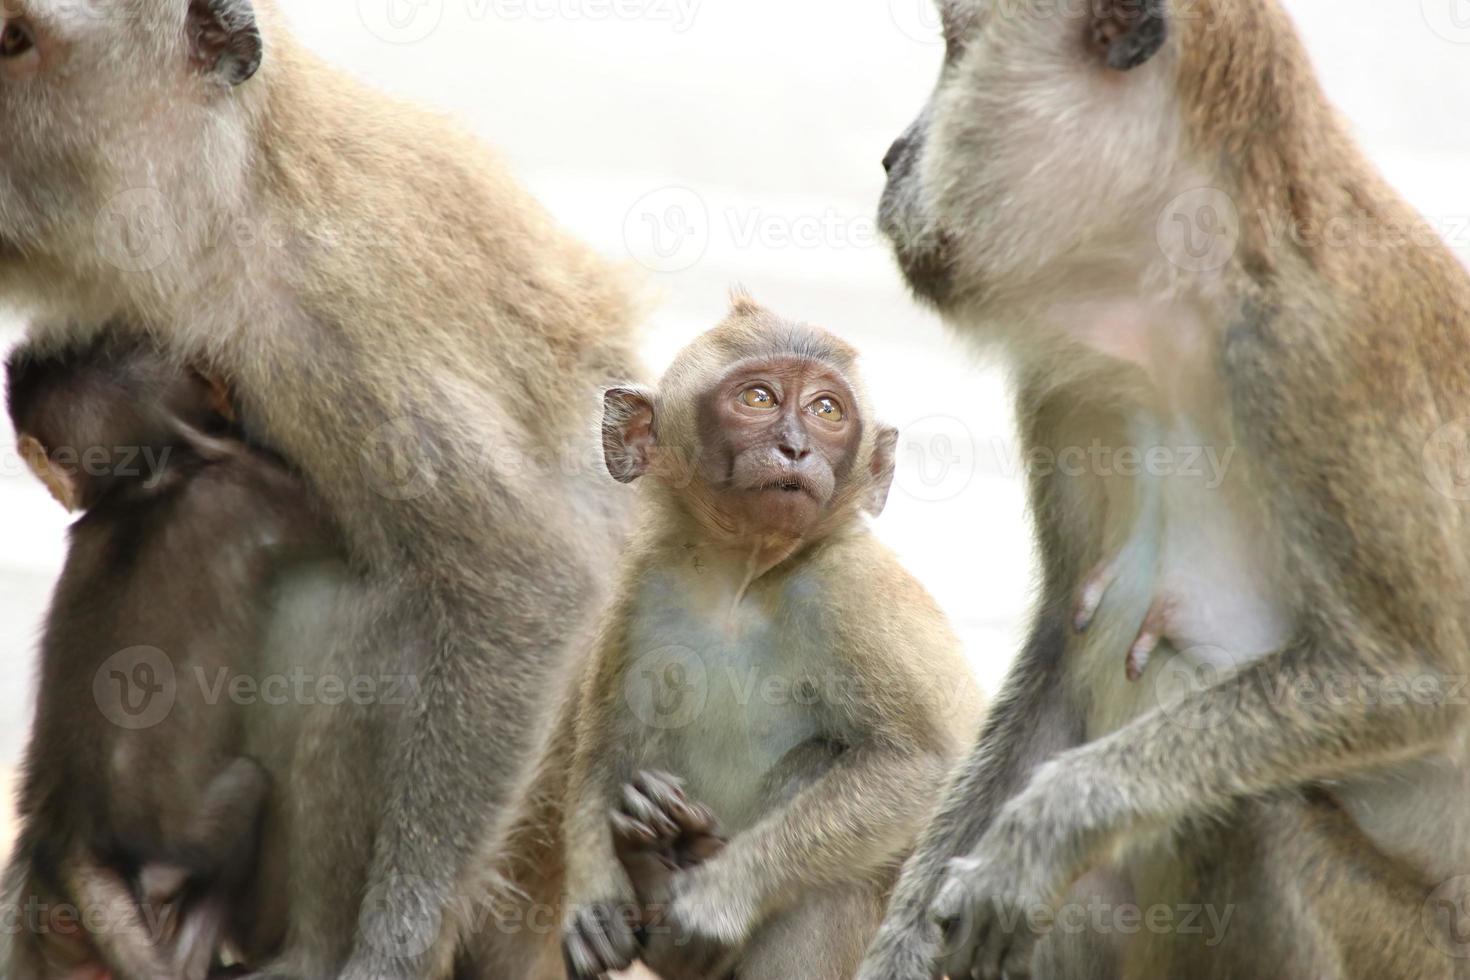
[561,297,986,980]
[2,334,339,980]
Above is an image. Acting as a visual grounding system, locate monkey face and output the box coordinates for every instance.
[691,356,862,538]
[880,0,1178,314]
[603,303,900,544]
[0,2,262,270]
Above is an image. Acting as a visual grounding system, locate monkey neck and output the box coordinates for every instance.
[645,507,826,591]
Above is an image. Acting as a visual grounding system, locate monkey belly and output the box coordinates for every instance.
[1074,442,1296,738]
[623,576,836,834]
[628,667,827,836]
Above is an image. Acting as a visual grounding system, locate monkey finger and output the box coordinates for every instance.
[610,810,661,848]
[634,770,698,827]
[564,905,638,978]
[999,940,1035,980]
[620,783,680,839]
[934,914,986,980]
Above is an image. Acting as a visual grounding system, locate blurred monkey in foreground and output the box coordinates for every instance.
[862,0,1470,977]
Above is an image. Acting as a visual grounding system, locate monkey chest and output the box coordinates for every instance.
[1075,429,1297,735]
[621,590,829,833]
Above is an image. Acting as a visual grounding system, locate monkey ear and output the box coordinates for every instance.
[603,386,657,484]
[1087,0,1167,71]
[18,435,80,512]
[187,0,263,86]
[864,426,900,517]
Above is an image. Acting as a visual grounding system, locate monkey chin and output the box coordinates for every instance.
[727,485,825,542]
[878,200,955,309]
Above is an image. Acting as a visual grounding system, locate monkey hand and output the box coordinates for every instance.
[927,766,1110,980]
[854,911,946,980]
[562,898,642,980]
[928,775,1095,980]
[613,771,728,914]
[636,866,751,980]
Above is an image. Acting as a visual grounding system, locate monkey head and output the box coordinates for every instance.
[6,335,232,512]
[602,297,898,548]
[0,0,264,281]
[880,0,1183,313]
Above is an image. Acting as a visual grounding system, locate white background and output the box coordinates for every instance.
[2,0,1468,849]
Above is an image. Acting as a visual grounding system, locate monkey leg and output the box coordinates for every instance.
[734,881,887,980]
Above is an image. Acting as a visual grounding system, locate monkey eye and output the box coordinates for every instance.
[808,397,845,423]
[0,20,35,59]
[740,386,776,409]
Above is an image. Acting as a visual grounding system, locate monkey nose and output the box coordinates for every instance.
[777,441,811,462]
[882,136,908,175]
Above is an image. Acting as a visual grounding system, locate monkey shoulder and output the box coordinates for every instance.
[782,532,981,740]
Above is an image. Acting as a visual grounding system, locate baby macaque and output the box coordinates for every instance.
[3,335,338,980]
[561,297,986,980]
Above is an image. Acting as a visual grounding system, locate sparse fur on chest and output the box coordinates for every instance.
[615,558,838,832]
[1021,296,1297,736]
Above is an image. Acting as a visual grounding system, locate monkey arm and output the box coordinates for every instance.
[856,607,1078,980]
[560,654,649,980]
[931,635,1468,979]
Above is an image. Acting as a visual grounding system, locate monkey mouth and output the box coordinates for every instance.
[751,477,816,499]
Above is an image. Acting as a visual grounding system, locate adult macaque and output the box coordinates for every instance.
[560,300,986,980]
[861,0,1470,977]
[0,1,640,977]
[3,335,336,980]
